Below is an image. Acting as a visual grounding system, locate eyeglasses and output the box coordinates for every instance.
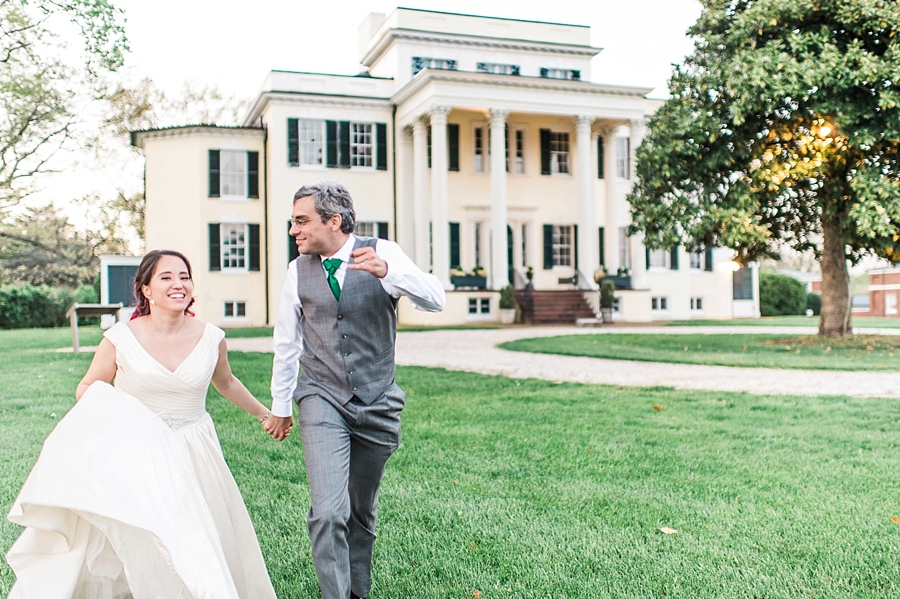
[289,217,314,228]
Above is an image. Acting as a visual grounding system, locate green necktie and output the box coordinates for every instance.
[323,258,342,301]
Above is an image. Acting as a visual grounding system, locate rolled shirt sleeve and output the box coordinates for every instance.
[375,239,446,312]
[270,263,303,417]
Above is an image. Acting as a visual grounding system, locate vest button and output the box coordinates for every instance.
[344,352,350,356]
[337,315,343,320]
[352,387,357,391]
[342,335,348,339]
[348,370,354,374]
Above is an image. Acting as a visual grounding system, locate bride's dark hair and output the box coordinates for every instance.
[130,249,196,320]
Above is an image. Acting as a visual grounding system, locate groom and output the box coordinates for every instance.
[265,181,445,599]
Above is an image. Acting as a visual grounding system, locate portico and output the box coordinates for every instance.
[394,69,650,291]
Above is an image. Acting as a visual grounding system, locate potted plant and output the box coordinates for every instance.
[599,279,615,324]
[498,284,517,324]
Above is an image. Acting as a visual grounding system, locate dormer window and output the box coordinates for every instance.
[539,68,581,81]
[476,62,520,76]
[412,57,457,76]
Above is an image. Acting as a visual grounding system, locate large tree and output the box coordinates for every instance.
[0,0,127,210]
[628,0,900,336]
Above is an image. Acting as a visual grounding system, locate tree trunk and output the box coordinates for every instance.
[818,214,852,336]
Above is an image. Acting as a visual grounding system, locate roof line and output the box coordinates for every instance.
[395,6,589,29]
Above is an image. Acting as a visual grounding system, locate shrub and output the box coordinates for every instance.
[0,284,76,329]
[499,285,516,310]
[806,292,822,316]
[759,272,807,316]
[600,280,616,309]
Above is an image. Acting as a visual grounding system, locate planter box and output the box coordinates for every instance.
[599,275,632,290]
[451,275,487,289]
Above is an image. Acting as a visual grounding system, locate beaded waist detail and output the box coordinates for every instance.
[159,412,209,430]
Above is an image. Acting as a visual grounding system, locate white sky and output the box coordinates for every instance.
[116,0,702,99]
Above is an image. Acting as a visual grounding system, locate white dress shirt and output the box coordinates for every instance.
[270,235,446,417]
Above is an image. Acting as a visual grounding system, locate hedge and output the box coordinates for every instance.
[759,272,808,317]
[0,284,99,329]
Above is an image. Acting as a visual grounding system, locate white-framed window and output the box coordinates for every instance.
[616,137,630,179]
[412,56,457,76]
[468,297,491,315]
[223,301,247,318]
[355,222,376,237]
[552,225,573,267]
[299,119,324,166]
[220,224,248,271]
[477,62,520,75]
[550,131,570,175]
[220,150,246,197]
[887,293,898,315]
[513,129,525,174]
[648,249,670,269]
[612,298,621,313]
[474,126,486,172]
[618,227,630,269]
[690,297,704,312]
[350,122,374,168]
[651,296,669,312]
[540,68,580,80]
[690,251,704,270]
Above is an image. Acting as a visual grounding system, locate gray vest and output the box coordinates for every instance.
[293,236,399,406]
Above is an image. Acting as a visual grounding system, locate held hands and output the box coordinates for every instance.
[348,247,388,279]
[263,414,294,442]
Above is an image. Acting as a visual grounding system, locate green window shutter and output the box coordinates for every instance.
[208,150,220,197]
[338,121,351,168]
[209,223,221,271]
[325,120,338,167]
[427,125,432,168]
[247,151,259,199]
[448,123,460,172]
[287,221,299,262]
[573,224,579,270]
[504,125,509,172]
[539,129,551,175]
[598,227,605,267]
[597,136,605,179]
[449,222,460,268]
[646,247,651,270]
[376,123,388,171]
[704,247,714,272]
[287,118,299,166]
[670,245,679,270]
[248,224,260,271]
[543,224,553,269]
[377,222,389,239]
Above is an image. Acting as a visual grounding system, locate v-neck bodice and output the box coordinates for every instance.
[104,321,225,423]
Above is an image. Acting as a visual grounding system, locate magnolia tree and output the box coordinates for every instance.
[627,0,900,336]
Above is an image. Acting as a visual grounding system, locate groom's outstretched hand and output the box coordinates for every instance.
[264,415,294,441]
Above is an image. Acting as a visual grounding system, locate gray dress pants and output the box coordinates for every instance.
[298,391,402,599]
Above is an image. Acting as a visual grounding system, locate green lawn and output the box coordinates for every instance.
[670,315,900,329]
[2,336,900,597]
[501,333,900,371]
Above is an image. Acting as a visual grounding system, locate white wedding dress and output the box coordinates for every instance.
[5,321,277,599]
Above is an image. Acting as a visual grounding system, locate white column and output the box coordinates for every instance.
[575,115,595,287]
[601,125,619,273]
[412,116,430,272]
[397,126,415,251]
[489,108,509,290]
[430,106,452,289]
[628,118,648,289]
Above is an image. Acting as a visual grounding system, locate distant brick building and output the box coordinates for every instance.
[858,267,900,317]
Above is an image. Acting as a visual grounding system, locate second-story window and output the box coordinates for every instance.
[514,129,525,173]
[208,150,259,199]
[477,62,520,76]
[550,132,570,174]
[351,123,373,168]
[474,126,486,172]
[412,57,457,76]
[616,136,631,179]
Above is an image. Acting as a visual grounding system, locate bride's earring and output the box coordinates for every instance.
[149,298,155,306]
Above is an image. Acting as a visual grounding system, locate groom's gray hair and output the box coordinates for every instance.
[293,182,356,234]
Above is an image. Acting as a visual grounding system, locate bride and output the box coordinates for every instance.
[5,250,280,599]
